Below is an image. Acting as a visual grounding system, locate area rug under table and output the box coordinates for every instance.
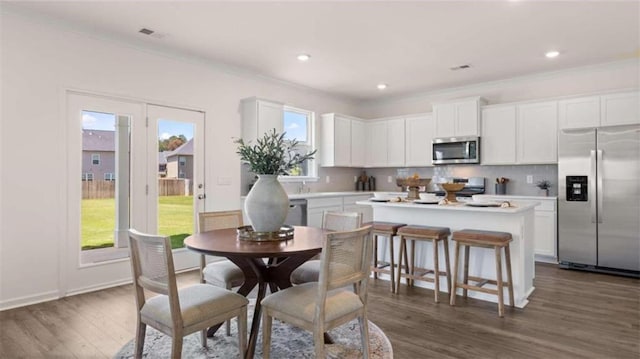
[114,315,393,359]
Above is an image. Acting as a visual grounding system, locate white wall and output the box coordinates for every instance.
[0,10,359,309]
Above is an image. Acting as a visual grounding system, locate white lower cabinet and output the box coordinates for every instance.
[307,195,373,228]
[307,197,343,228]
[474,195,557,263]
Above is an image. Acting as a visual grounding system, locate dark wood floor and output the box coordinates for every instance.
[1,263,638,358]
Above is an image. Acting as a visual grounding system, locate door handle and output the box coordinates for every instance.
[590,150,596,223]
[597,150,603,223]
[197,194,206,200]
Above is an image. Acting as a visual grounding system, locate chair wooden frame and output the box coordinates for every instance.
[290,211,363,285]
[128,229,248,358]
[198,210,245,335]
[262,225,373,358]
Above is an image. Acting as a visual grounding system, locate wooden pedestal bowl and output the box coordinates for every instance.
[438,183,465,202]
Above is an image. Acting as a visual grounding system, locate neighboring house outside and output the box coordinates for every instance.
[83,129,192,180]
[82,129,115,181]
[165,139,193,180]
[158,151,169,177]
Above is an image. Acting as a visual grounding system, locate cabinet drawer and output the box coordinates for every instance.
[307,197,343,209]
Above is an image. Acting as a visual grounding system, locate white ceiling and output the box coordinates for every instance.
[7,1,640,101]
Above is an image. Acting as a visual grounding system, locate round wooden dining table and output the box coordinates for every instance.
[184,225,328,359]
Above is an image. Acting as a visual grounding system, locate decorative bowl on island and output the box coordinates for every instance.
[438,183,465,202]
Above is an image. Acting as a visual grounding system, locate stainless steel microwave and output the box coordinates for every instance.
[432,136,480,165]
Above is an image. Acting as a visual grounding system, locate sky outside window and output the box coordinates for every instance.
[283,111,307,142]
[82,111,193,141]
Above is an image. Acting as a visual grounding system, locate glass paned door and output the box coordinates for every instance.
[69,96,142,266]
[147,105,205,249]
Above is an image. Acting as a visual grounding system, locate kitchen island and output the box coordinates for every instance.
[357,199,537,308]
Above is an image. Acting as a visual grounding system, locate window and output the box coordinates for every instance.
[82,172,94,181]
[104,172,115,181]
[91,154,100,165]
[179,156,186,166]
[282,106,316,179]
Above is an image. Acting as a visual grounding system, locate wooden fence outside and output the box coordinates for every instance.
[82,179,191,199]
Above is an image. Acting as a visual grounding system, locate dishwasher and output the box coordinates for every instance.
[285,199,307,226]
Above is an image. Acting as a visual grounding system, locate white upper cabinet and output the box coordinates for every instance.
[387,118,406,166]
[320,113,357,167]
[559,96,600,129]
[405,114,434,167]
[434,104,456,138]
[481,105,517,165]
[558,91,639,129]
[365,118,406,167]
[601,91,640,127]
[241,98,284,142]
[366,120,388,167]
[433,97,486,138]
[351,119,366,167]
[517,101,558,164]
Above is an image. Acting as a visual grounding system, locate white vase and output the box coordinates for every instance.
[244,174,289,232]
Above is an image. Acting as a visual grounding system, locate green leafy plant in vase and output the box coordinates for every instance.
[235,129,316,232]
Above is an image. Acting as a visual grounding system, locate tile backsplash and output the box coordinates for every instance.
[364,164,558,196]
[241,164,558,197]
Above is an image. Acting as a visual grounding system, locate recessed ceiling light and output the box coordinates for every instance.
[377,83,388,90]
[297,54,311,62]
[545,51,560,58]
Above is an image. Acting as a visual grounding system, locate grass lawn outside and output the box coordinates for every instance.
[81,196,194,250]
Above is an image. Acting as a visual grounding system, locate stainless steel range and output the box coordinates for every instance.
[428,177,485,197]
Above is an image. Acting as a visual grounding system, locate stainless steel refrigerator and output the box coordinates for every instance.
[558,125,640,275]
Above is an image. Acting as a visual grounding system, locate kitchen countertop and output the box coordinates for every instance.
[474,194,557,200]
[241,191,374,200]
[357,199,537,214]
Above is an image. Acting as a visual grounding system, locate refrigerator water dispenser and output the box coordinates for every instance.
[565,175,588,201]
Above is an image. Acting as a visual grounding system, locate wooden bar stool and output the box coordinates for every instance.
[364,221,406,293]
[395,225,452,303]
[450,229,515,317]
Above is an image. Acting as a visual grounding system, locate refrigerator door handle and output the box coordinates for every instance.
[590,150,597,223]
[597,149,603,223]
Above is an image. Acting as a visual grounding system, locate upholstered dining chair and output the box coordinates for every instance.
[261,225,373,358]
[198,210,246,335]
[290,211,363,284]
[127,229,248,359]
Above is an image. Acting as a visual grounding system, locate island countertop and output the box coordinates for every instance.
[356,199,538,214]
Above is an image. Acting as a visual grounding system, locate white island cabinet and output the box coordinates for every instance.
[357,200,537,308]
[474,195,557,263]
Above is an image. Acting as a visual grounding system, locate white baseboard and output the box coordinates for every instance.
[0,290,60,312]
[1,267,201,312]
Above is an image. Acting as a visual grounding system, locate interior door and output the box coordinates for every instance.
[146,105,205,255]
[597,125,640,271]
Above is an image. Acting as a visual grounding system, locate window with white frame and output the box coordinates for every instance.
[91,153,100,165]
[179,156,186,166]
[104,172,115,181]
[282,106,316,179]
[82,172,94,181]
